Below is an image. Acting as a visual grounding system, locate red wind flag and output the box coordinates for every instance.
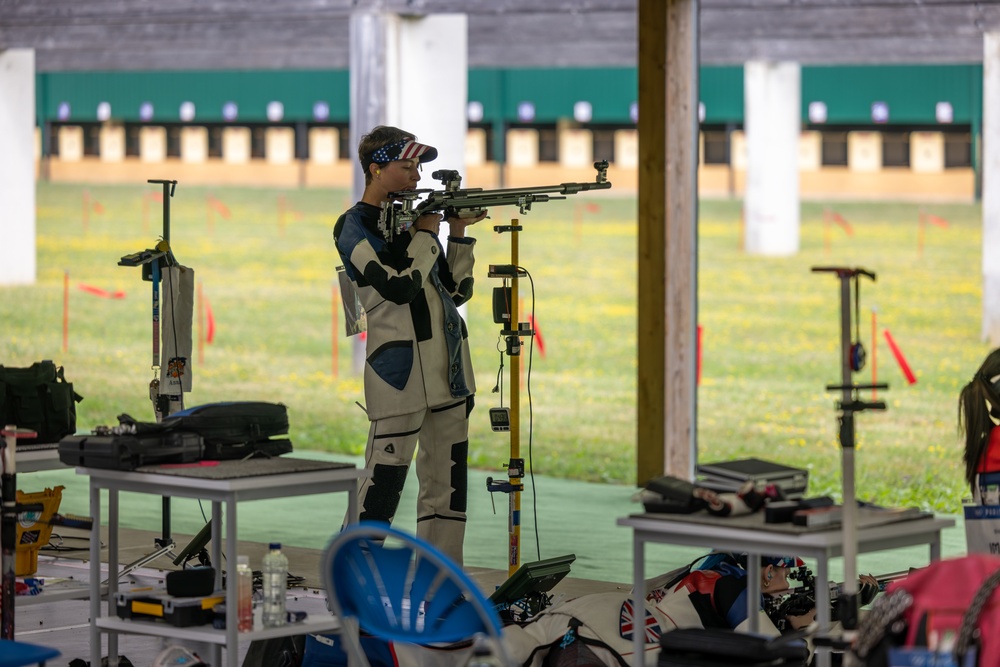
[925,214,949,229]
[207,195,232,219]
[529,314,546,358]
[204,295,216,344]
[829,211,854,236]
[78,283,126,299]
[883,329,917,385]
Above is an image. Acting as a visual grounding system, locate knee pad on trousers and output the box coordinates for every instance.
[360,463,408,523]
[449,440,469,513]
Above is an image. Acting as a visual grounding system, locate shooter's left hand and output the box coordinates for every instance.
[447,209,489,238]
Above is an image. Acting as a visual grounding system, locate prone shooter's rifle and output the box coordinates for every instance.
[378,160,612,241]
[763,565,910,632]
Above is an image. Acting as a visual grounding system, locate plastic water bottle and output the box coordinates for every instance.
[262,542,288,627]
[235,555,253,632]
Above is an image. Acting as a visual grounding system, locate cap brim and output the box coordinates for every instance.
[399,140,438,163]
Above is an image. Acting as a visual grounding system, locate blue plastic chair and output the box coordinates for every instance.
[0,639,60,667]
[321,521,512,666]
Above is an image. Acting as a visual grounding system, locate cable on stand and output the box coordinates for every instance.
[811,266,888,654]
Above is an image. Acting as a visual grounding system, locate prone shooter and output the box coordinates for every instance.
[764,564,903,633]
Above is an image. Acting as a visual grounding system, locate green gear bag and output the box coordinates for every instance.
[0,360,83,443]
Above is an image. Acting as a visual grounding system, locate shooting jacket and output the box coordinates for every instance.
[334,202,477,421]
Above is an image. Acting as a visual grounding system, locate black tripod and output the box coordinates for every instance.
[115,179,199,579]
[812,266,888,638]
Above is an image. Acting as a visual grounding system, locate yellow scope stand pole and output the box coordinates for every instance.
[486,217,528,576]
[507,219,523,577]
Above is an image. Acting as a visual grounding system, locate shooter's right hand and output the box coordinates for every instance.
[414,212,442,236]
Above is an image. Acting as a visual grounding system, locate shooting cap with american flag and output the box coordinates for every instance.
[369,138,438,167]
[763,555,805,568]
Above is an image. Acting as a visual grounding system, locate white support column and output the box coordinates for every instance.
[349,11,468,204]
[0,49,36,285]
[349,11,469,373]
[396,15,467,179]
[743,60,801,256]
[983,33,1000,344]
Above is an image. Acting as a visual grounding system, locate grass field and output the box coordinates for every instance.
[1,182,990,513]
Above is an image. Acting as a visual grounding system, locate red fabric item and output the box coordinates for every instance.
[883,329,917,385]
[207,195,232,219]
[204,295,216,344]
[78,283,126,299]
[529,314,545,358]
[886,554,1000,664]
[925,214,949,228]
[977,426,1000,473]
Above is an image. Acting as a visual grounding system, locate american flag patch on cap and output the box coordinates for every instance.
[370,139,438,165]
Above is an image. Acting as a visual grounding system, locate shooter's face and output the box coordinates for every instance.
[381,158,422,193]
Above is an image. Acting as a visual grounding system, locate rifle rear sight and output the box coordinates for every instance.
[431,169,463,191]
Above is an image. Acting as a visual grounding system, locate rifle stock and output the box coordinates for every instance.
[379,160,611,240]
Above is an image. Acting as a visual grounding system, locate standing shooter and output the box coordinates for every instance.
[334,125,486,564]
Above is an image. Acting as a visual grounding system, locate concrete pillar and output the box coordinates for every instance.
[349,11,469,374]
[265,127,295,165]
[100,123,125,162]
[614,129,638,169]
[799,131,822,172]
[465,128,487,166]
[59,126,84,162]
[983,33,1000,344]
[0,49,36,285]
[848,131,881,172]
[559,127,593,168]
[223,127,251,164]
[743,61,801,256]
[180,126,208,163]
[349,11,468,204]
[507,129,539,167]
[730,131,747,170]
[140,127,167,163]
[309,128,339,164]
[911,132,944,173]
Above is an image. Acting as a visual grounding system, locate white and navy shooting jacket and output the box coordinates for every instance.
[334,202,477,421]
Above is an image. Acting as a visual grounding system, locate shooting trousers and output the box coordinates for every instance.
[356,398,471,565]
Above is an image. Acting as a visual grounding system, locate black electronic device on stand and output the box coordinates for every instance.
[811,266,888,649]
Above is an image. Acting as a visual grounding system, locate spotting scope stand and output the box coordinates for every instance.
[113,179,185,579]
[472,162,610,575]
[811,266,888,644]
[486,221,531,578]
